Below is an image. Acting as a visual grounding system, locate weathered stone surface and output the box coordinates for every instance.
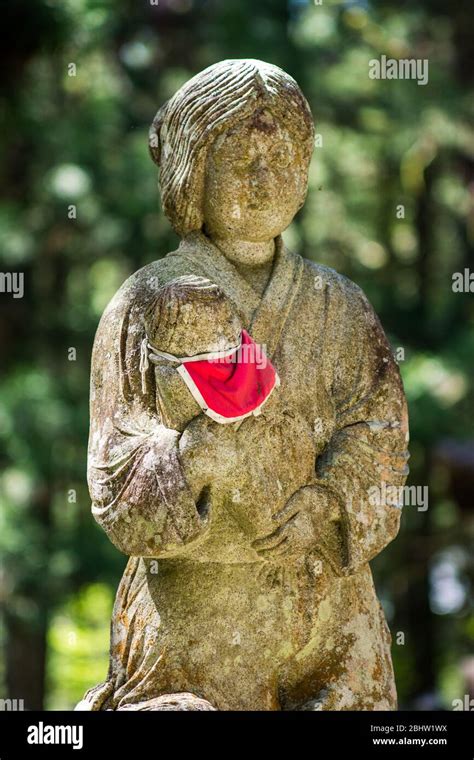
[77,59,409,712]
[118,693,216,711]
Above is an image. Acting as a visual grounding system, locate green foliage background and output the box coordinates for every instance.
[0,0,473,710]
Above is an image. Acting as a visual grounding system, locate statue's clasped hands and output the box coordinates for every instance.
[252,484,344,581]
[252,486,321,562]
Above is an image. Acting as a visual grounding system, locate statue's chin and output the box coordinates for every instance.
[208,223,291,249]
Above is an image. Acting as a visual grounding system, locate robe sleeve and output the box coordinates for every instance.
[87,273,209,558]
[311,274,409,576]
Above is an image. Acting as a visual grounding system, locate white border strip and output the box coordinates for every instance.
[148,341,241,364]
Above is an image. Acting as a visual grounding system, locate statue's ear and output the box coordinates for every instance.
[149,102,169,166]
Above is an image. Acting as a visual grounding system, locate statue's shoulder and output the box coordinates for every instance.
[92,248,193,351]
[99,248,188,320]
[301,257,368,307]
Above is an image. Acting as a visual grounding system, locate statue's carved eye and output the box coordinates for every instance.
[214,150,251,173]
[230,155,257,175]
[270,145,292,169]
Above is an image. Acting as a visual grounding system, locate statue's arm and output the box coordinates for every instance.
[87,294,209,558]
[88,426,209,558]
[311,282,409,575]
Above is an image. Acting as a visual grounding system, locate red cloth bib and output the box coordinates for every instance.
[177,330,279,423]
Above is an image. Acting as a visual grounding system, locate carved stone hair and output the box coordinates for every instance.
[144,275,238,357]
[149,59,315,236]
[146,275,223,344]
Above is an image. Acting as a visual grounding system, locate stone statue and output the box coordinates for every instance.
[77,59,409,712]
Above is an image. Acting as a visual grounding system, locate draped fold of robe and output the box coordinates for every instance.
[79,231,409,712]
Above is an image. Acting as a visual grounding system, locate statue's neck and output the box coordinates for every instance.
[210,237,276,297]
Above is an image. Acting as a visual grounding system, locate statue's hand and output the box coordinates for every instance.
[251,486,344,570]
[178,419,239,501]
[251,488,318,561]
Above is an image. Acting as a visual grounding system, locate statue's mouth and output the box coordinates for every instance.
[247,200,271,211]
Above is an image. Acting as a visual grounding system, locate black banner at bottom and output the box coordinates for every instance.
[0,710,472,757]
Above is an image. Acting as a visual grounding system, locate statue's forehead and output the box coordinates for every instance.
[212,112,294,152]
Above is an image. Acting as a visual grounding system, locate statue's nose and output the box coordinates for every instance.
[249,157,271,188]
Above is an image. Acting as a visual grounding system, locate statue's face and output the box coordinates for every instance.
[203,108,310,247]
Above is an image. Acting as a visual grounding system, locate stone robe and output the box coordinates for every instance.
[79,231,409,711]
